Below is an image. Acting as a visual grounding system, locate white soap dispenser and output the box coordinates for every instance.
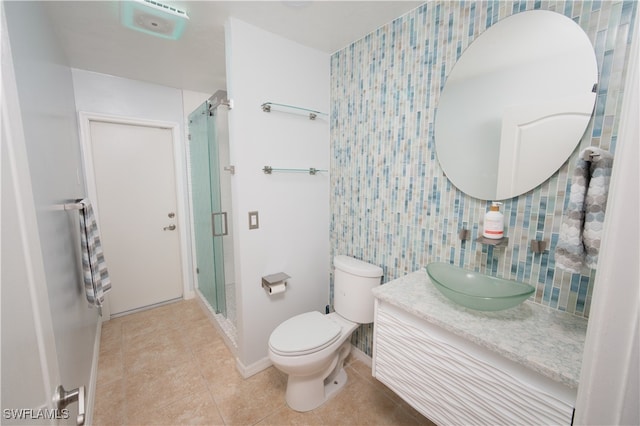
[483,202,504,239]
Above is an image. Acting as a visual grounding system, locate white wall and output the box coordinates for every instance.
[225,18,330,371]
[72,69,185,122]
[182,89,210,121]
[72,69,196,296]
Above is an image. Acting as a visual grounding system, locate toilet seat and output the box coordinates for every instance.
[269,311,342,356]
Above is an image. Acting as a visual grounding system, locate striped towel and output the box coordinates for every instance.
[556,147,613,273]
[79,199,111,307]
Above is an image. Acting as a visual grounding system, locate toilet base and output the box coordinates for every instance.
[269,314,359,413]
[285,367,348,412]
[323,367,348,403]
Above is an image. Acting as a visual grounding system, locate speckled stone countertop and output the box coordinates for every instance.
[372,269,588,389]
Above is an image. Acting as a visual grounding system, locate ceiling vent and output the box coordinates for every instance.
[120,0,189,40]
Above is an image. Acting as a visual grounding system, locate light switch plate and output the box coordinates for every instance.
[249,211,259,229]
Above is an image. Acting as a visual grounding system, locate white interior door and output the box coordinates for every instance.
[88,120,183,316]
[2,99,63,426]
[1,4,102,422]
[2,22,72,421]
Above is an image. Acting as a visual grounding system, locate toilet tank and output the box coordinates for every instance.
[333,255,383,324]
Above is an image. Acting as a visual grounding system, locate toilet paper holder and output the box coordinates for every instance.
[262,272,290,294]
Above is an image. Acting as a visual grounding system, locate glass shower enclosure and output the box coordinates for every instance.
[188,96,236,327]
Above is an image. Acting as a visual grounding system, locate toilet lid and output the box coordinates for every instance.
[269,311,341,356]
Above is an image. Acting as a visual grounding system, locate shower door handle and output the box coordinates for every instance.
[212,212,228,237]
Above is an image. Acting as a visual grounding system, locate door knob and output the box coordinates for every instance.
[53,385,85,425]
[163,224,176,231]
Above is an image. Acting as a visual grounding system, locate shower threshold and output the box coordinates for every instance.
[195,290,237,352]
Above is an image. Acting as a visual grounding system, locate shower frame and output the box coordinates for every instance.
[188,93,235,322]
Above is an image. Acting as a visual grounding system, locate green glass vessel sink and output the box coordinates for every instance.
[426,262,535,311]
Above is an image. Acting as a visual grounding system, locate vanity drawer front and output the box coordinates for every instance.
[372,301,575,426]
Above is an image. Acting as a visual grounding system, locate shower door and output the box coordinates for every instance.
[188,102,227,315]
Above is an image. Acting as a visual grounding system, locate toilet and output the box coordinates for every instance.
[268,255,383,412]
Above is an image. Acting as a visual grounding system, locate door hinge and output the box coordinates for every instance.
[188,134,191,140]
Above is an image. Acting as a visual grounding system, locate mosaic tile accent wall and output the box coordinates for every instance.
[330,1,637,355]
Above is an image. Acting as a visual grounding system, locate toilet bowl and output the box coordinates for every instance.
[268,255,383,412]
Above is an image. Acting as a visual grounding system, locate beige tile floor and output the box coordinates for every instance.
[93,299,436,426]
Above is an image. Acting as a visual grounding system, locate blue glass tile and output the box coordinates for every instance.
[511,2,519,15]
[330,0,634,341]
[611,134,617,153]
[623,2,637,43]
[546,267,555,287]
[486,2,493,28]
[599,50,614,93]
[537,210,545,232]
[551,287,560,308]
[592,93,607,137]
[537,263,546,283]
[543,279,551,303]
[518,259,526,282]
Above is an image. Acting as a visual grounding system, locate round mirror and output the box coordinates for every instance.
[435,10,598,200]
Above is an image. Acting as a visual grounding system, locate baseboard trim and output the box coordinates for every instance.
[235,356,272,379]
[349,344,372,368]
[232,344,371,379]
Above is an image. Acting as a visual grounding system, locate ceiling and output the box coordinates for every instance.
[44,1,423,94]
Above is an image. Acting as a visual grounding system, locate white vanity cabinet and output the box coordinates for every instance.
[372,301,576,425]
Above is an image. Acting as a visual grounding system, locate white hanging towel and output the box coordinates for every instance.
[556,147,613,273]
[79,199,111,307]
